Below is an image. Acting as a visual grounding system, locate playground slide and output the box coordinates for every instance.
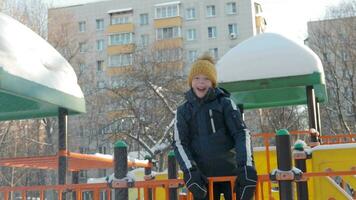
[312,143,356,199]
[343,175,356,190]
[320,176,353,200]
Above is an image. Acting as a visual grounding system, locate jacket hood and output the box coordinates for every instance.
[185,87,230,104]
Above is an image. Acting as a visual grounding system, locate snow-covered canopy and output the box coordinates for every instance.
[0,13,83,98]
[217,33,323,83]
[0,13,85,120]
[216,33,327,109]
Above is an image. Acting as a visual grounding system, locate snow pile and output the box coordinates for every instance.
[0,13,83,98]
[217,33,323,83]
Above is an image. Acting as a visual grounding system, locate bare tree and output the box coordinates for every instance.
[101,45,186,171]
[307,0,356,134]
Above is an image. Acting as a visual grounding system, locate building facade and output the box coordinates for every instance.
[48,0,266,181]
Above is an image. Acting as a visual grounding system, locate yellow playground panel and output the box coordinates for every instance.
[311,143,356,200]
[253,143,356,200]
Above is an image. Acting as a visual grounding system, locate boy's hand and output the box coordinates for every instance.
[183,168,208,199]
[235,165,257,200]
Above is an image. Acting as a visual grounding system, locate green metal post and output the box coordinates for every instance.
[114,140,128,200]
[276,129,294,199]
[168,151,178,200]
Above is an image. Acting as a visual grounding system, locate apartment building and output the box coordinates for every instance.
[48,0,266,181]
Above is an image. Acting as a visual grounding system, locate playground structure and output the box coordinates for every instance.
[0,13,355,200]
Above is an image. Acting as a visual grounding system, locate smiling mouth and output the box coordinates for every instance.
[197,88,206,92]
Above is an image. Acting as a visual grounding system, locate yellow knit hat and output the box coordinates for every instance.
[188,53,217,88]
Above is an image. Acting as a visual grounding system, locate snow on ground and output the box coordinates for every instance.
[0,13,83,98]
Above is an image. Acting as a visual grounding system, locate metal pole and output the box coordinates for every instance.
[72,171,79,200]
[316,101,322,137]
[168,151,178,200]
[144,155,153,200]
[275,129,294,199]
[58,107,68,199]
[306,86,319,145]
[294,141,309,200]
[114,140,128,200]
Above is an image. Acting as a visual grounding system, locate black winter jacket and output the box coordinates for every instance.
[173,88,254,177]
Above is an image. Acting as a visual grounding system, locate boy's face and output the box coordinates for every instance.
[192,74,213,98]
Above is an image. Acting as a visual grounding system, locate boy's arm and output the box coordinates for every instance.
[172,109,195,172]
[173,108,208,199]
[222,98,253,167]
[223,98,257,199]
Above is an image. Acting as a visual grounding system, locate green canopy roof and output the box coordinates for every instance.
[0,13,85,121]
[217,33,327,109]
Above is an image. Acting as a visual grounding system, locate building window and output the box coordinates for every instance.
[99,146,107,154]
[111,16,129,25]
[155,48,182,62]
[140,13,149,25]
[96,19,104,31]
[187,29,197,41]
[79,146,89,153]
[209,48,218,60]
[228,23,238,38]
[79,21,86,32]
[341,50,349,61]
[96,39,104,51]
[155,4,179,19]
[79,42,86,53]
[79,63,86,71]
[206,5,216,17]
[97,60,104,71]
[97,81,105,89]
[186,8,196,20]
[226,2,237,14]
[109,33,133,45]
[79,170,87,178]
[140,34,149,46]
[188,50,198,62]
[254,3,262,15]
[156,26,181,40]
[109,54,133,67]
[208,26,217,38]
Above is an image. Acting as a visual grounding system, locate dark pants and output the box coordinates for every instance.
[198,181,233,200]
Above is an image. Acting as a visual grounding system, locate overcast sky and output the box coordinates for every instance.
[45,0,343,43]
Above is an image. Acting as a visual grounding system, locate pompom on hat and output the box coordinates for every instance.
[188,53,217,88]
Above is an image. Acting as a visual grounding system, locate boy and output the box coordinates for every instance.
[173,54,257,200]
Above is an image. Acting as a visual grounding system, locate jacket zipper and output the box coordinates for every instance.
[209,109,216,134]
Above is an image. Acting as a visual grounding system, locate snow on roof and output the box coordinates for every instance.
[217,33,324,83]
[0,13,83,98]
[154,1,181,7]
[107,8,133,14]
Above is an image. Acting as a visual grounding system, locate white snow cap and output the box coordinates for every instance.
[217,33,323,83]
[0,13,84,98]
